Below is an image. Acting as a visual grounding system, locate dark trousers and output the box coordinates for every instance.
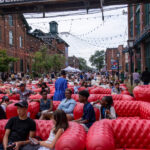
[144,81,149,85]
[0,144,3,150]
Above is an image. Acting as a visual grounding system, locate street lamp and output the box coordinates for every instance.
[117,51,120,81]
[127,39,134,86]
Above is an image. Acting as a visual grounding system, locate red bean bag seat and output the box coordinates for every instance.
[71,94,79,101]
[78,87,86,92]
[6,102,40,119]
[73,102,100,120]
[7,94,20,100]
[29,94,42,100]
[121,90,130,95]
[32,88,42,93]
[71,94,135,102]
[0,94,5,99]
[28,102,40,119]
[114,101,140,117]
[90,87,111,94]
[0,120,86,150]
[133,85,150,102]
[53,101,61,111]
[6,103,18,119]
[87,119,150,150]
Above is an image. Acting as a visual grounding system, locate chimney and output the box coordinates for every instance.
[49,21,58,34]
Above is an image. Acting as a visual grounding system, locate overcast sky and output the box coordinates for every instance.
[24,5,128,66]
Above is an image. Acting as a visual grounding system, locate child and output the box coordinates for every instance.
[30,110,68,150]
[111,82,121,94]
[74,82,80,94]
[74,90,96,131]
[92,96,116,120]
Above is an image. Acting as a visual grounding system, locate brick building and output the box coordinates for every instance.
[128,3,150,72]
[105,45,126,72]
[0,15,68,73]
[68,56,79,68]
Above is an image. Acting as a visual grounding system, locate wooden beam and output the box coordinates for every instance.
[0,0,149,14]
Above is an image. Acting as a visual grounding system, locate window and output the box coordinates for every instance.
[145,4,150,26]
[8,15,13,26]
[129,21,133,38]
[129,5,133,19]
[19,36,23,48]
[135,6,140,36]
[9,31,13,45]
[0,26,2,41]
[20,59,23,72]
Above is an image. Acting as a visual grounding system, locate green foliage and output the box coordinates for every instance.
[78,57,91,71]
[0,50,18,72]
[32,46,65,74]
[89,50,105,70]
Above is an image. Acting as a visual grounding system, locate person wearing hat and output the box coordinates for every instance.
[11,83,34,101]
[2,100,36,150]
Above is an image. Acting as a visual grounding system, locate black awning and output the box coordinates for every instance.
[134,30,150,47]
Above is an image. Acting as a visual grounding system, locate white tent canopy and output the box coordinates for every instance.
[63,66,81,72]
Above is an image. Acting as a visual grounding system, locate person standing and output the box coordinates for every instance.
[133,68,140,85]
[53,70,67,101]
[141,67,150,85]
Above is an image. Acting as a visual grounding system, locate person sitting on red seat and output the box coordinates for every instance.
[2,100,36,150]
[92,96,116,120]
[74,90,96,131]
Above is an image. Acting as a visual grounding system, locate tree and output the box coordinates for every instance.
[78,57,88,71]
[50,54,65,72]
[32,46,65,74]
[0,50,18,72]
[89,50,105,70]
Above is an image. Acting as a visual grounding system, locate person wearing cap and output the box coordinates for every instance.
[2,100,36,150]
[53,70,68,101]
[11,83,34,101]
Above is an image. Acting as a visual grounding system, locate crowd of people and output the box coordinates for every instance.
[0,68,149,150]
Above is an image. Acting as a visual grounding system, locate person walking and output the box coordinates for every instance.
[141,67,150,85]
[133,68,140,86]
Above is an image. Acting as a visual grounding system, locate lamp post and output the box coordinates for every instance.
[127,39,134,86]
[117,51,120,81]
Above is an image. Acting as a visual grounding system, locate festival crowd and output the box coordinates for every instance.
[0,68,150,150]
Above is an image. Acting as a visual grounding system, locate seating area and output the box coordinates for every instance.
[87,119,150,150]
[1,83,150,149]
[0,120,86,150]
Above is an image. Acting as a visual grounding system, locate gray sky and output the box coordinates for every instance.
[25,5,128,66]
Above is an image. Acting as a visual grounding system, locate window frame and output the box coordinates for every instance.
[9,30,13,45]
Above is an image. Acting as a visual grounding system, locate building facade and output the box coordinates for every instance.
[0,15,68,73]
[105,45,126,72]
[128,3,150,72]
[68,56,79,68]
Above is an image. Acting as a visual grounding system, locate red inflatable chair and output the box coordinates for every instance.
[0,120,86,150]
[86,119,150,150]
[73,102,100,121]
[71,94,135,102]
[6,102,40,119]
[133,85,150,102]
